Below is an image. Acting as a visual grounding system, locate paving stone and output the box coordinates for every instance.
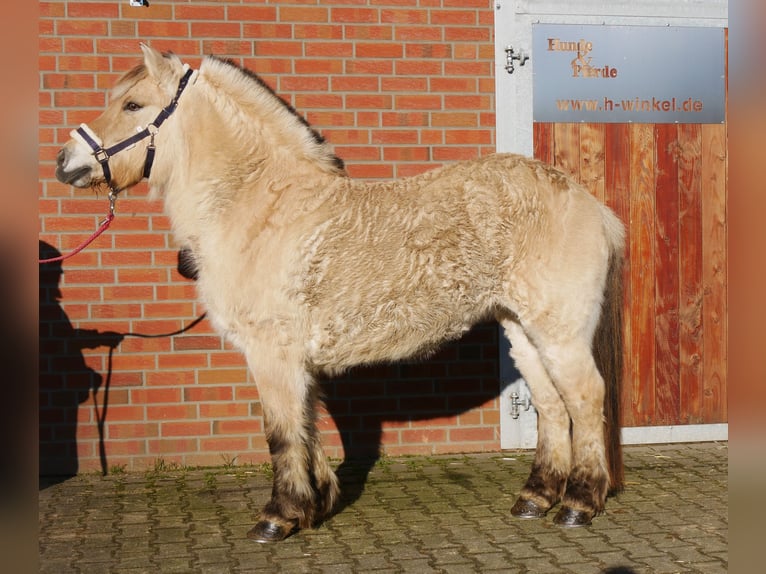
[38,443,728,573]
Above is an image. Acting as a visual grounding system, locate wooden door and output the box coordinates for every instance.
[532,116,727,427]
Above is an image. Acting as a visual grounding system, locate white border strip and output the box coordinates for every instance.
[621,423,728,444]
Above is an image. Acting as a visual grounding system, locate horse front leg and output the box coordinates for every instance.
[504,322,570,519]
[245,348,338,542]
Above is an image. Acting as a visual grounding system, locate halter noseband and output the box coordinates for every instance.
[74,66,195,192]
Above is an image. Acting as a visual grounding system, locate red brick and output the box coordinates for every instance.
[395,59,442,75]
[108,423,159,439]
[382,9,428,24]
[305,42,354,58]
[228,6,278,22]
[158,353,209,370]
[306,111,356,127]
[371,130,419,145]
[161,421,211,437]
[184,386,234,402]
[57,20,109,36]
[105,439,147,456]
[118,268,168,284]
[332,76,380,92]
[444,130,492,145]
[197,369,247,385]
[394,95,442,110]
[143,302,196,318]
[255,40,304,57]
[401,428,447,444]
[330,8,380,23]
[103,285,155,301]
[99,405,145,422]
[381,77,428,92]
[448,426,495,443]
[431,10,477,25]
[174,336,222,351]
[212,419,262,435]
[343,59,393,75]
[200,403,250,419]
[346,94,392,110]
[175,5,225,20]
[148,438,199,454]
[199,437,250,452]
[431,112,479,127]
[210,352,248,368]
[383,147,430,162]
[119,337,172,354]
[147,404,197,420]
[137,21,189,37]
[146,370,196,387]
[395,26,442,42]
[291,59,337,75]
[294,24,344,40]
[405,44,452,59]
[130,387,182,404]
[355,43,403,59]
[280,6,329,22]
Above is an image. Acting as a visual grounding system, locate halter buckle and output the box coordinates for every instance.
[94,148,109,163]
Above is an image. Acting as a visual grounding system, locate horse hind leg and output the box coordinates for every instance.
[305,386,340,520]
[245,351,339,542]
[503,321,571,519]
[541,339,610,526]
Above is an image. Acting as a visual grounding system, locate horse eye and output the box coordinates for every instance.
[123,101,143,112]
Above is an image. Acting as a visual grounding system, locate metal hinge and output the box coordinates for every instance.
[509,391,532,419]
[504,45,529,75]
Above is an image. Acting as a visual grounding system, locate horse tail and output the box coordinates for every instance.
[593,208,625,493]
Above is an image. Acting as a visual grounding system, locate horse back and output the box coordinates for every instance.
[296,153,613,371]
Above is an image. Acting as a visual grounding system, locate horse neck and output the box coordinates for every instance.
[153,74,343,246]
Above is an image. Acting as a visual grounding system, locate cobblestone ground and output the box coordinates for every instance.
[39,442,727,573]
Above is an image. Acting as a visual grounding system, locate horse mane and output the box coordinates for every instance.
[200,55,346,176]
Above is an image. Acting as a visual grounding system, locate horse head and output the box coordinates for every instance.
[55,45,193,193]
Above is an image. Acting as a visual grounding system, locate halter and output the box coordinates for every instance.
[73,66,195,193]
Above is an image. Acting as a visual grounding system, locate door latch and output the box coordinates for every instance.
[504,46,529,74]
[509,391,532,419]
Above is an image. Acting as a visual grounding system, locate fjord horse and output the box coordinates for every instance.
[55,46,625,542]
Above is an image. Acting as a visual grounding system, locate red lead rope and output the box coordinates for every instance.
[39,193,117,264]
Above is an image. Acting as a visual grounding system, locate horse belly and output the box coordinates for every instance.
[303,237,500,372]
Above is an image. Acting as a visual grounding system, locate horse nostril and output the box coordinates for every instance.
[56,148,66,167]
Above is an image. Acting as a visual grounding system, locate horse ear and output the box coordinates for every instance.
[140,43,184,86]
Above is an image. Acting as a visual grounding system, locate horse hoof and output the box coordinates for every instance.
[511,498,549,519]
[246,520,297,543]
[553,506,593,527]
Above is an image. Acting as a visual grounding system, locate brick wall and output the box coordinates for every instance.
[39,0,499,474]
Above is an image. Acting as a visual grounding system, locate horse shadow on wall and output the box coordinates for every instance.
[38,241,123,487]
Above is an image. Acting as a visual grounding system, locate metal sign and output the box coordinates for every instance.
[532,24,725,124]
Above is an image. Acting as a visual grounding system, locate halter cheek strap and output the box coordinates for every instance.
[74,66,195,192]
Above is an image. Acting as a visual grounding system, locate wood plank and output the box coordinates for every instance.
[701,123,727,422]
[533,123,554,165]
[628,123,656,425]
[677,124,704,423]
[553,123,580,181]
[604,123,633,426]
[580,123,606,202]
[653,124,681,424]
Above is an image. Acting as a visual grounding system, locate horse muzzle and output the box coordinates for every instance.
[55,146,97,188]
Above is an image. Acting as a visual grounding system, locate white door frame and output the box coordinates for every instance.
[494,0,728,448]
